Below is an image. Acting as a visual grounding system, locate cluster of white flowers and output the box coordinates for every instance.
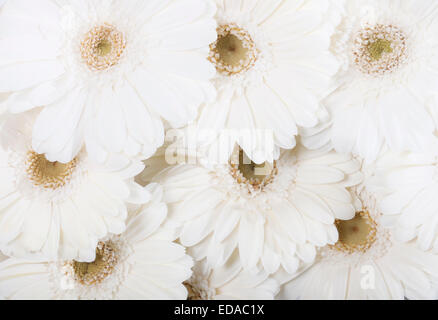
[1,0,438,300]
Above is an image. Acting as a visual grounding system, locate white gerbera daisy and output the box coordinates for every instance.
[0,184,193,300]
[0,0,216,164]
[378,152,438,252]
[185,252,279,300]
[195,0,340,164]
[153,144,362,275]
[277,180,438,300]
[0,111,149,262]
[327,0,438,161]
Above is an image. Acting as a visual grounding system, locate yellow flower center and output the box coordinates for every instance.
[230,149,277,191]
[209,24,258,76]
[353,24,407,75]
[26,151,77,189]
[72,242,117,286]
[80,24,126,71]
[96,39,113,57]
[332,211,378,254]
[367,39,393,61]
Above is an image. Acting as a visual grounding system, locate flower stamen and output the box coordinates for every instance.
[80,24,126,71]
[368,39,393,61]
[209,24,258,76]
[71,241,117,286]
[26,151,77,190]
[353,24,407,75]
[230,148,277,191]
[332,211,378,254]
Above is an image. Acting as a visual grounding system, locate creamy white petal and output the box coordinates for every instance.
[0,0,217,163]
[0,183,192,300]
[0,112,148,261]
[153,144,361,275]
[327,0,438,161]
[194,0,340,163]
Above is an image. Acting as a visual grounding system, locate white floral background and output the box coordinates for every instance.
[0,0,438,300]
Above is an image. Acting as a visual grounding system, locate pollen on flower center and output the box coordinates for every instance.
[80,24,126,71]
[26,151,77,189]
[230,148,277,191]
[332,211,378,254]
[71,241,117,286]
[209,24,258,76]
[368,39,393,61]
[96,39,112,56]
[352,24,407,75]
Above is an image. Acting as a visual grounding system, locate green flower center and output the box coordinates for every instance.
[353,24,407,75]
[367,39,393,61]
